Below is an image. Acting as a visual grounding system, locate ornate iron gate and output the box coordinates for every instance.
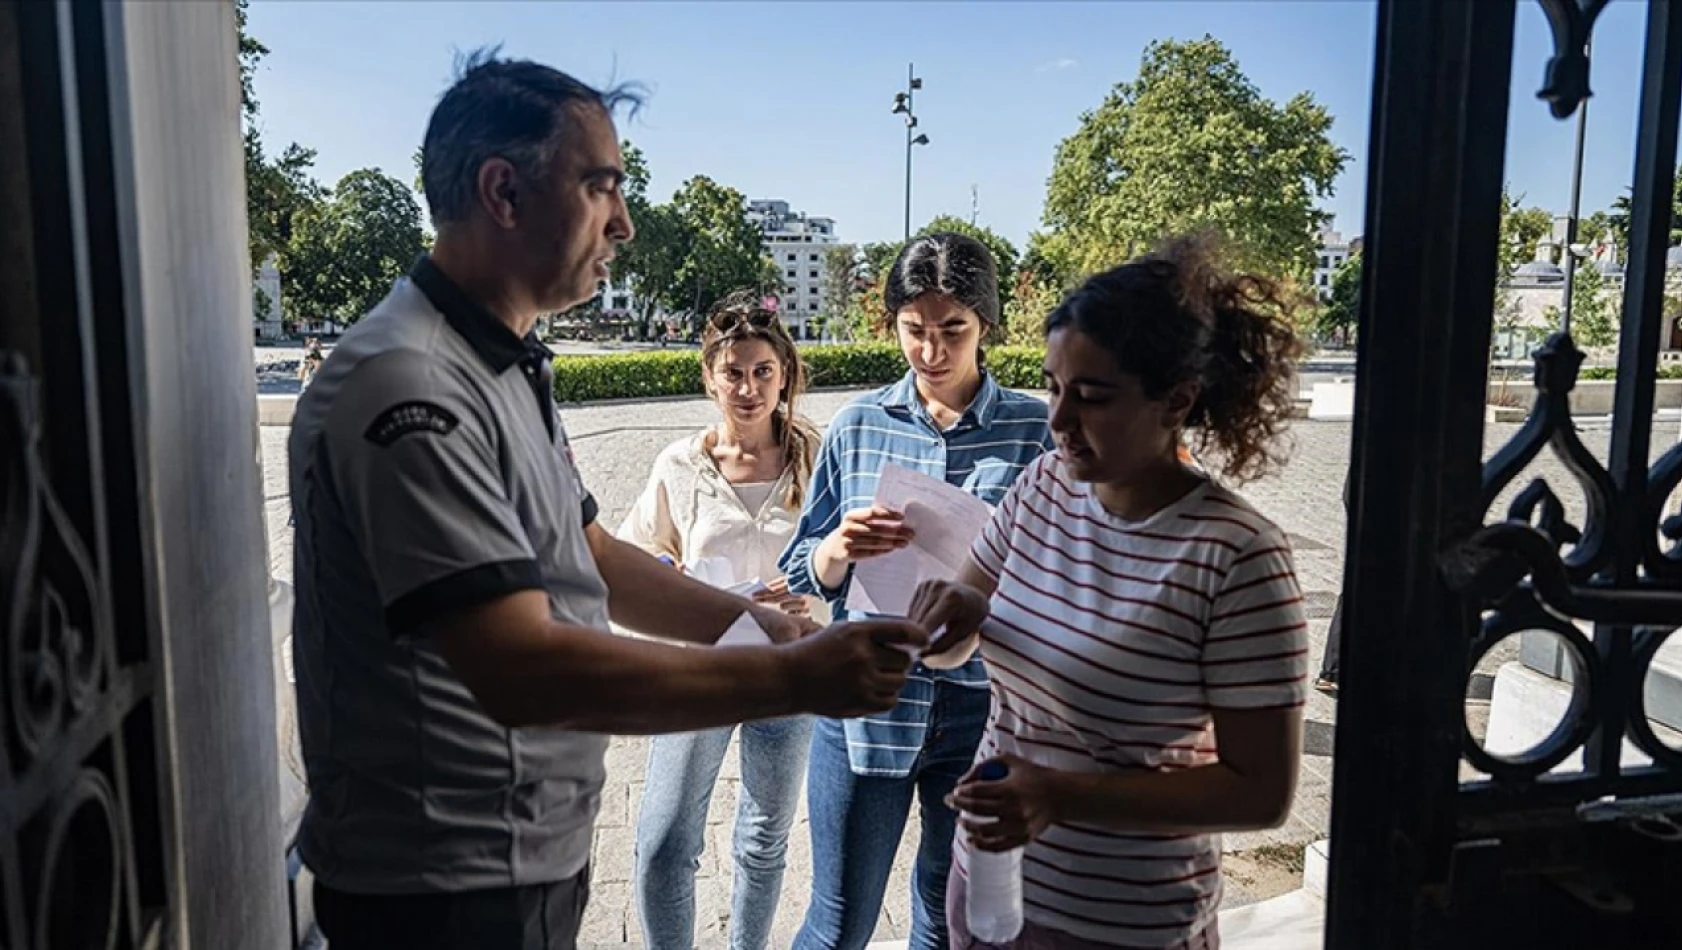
[1,1,179,947]
[1330,0,1682,946]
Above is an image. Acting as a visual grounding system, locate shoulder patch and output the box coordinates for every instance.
[364,401,459,446]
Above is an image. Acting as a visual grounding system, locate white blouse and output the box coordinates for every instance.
[617,432,817,615]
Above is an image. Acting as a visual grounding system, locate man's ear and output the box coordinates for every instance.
[476,157,521,230]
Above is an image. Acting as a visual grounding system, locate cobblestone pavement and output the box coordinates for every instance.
[259,389,1648,947]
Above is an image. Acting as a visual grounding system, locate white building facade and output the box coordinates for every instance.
[584,198,840,339]
[253,255,286,341]
[1314,222,1355,300]
[1491,214,1682,360]
[747,199,837,339]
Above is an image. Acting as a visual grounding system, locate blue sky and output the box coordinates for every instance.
[246,0,1662,249]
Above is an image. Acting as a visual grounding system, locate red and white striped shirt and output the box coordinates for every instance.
[958,452,1309,948]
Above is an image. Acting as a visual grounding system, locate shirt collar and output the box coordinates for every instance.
[880,369,1002,430]
[408,255,551,373]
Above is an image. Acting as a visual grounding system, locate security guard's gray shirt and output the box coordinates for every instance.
[289,258,609,893]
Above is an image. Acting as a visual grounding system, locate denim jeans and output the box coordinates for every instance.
[792,680,991,950]
[634,715,813,950]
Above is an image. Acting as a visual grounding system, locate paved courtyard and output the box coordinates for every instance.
[258,384,1640,947]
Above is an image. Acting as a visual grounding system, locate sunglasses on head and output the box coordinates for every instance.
[708,308,779,330]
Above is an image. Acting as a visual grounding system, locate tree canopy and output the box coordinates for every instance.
[281,169,427,325]
[1040,36,1347,282]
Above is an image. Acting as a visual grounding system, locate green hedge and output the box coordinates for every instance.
[551,343,1047,403]
[1579,365,1682,380]
[987,345,1048,389]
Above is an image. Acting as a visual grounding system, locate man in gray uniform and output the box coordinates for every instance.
[288,51,925,950]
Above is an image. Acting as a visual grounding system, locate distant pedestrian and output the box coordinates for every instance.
[297,337,323,392]
[1315,477,1352,694]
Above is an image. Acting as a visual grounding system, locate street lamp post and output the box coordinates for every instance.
[1561,37,1592,336]
[892,64,929,241]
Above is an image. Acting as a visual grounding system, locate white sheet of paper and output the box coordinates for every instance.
[715,611,771,647]
[845,465,994,616]
[725,577,770,597]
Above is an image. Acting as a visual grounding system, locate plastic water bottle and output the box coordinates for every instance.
[965,759,1025,943]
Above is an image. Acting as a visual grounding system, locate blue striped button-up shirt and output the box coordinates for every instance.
[780,370,1053,777]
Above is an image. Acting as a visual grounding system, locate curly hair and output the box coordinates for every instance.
[1044,234,1303,484]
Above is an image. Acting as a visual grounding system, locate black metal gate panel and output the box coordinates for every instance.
[1,2,178,947]
[1330,1,1682,946]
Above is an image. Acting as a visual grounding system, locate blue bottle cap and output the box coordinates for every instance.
[976,759,1009,782]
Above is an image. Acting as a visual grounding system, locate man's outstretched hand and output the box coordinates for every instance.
[781,619,928,717]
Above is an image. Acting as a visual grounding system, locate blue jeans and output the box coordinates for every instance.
[792,681,991,950]
[635,716,813,950]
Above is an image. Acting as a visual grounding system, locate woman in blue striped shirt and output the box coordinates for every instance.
[782,233,1052,950]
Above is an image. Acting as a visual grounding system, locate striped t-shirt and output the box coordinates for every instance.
[957,452,1309,947]
[780,370,1052,777]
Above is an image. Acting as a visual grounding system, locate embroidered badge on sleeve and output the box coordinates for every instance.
[364,401,460,446]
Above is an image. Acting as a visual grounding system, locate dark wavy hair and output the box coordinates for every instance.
[882,233,1001,343]
[1044,234,1303,484]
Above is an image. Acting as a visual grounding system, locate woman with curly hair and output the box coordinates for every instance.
[915,235,1310,949]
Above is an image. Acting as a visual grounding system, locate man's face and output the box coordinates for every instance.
[521,105,635,312]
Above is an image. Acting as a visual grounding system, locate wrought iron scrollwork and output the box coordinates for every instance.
[1474,332,1615,584]
[29,767,122,949]
[1446,521,1682,626]
[1,352,110,769]
[1440,0,1682,809]
[1537,0,1612,118]
[1444,324,1682,780]
[1460,583,1601,781]
[1643,443,1682,579]
[1626,627,1682,770]
[2,351,130,945]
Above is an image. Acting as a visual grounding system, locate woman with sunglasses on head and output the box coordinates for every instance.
[620,291,822,950]
[914,235,1310,950]
[781,233,1053,950]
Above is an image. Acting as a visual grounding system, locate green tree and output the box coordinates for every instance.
[1002,272,1063,347]
[1041,36,1347,281]
[1497,189,1554,280]
[236,0,265,122]
[1606,172,1682,254]
[238,0,326,271]
[611,143,688,336]
[1581,209,1614,249]
[858,242,903,287]
[1570,262,1616,349]
[253,285,274,323]
[1020,230,1079,289]
[1317,253,1361,343]
[247,143,326,268]
[821,244,863,337]
[282,169,427,325]
[841,275,891,342]
[1493,188,1554,326]
[664,175,779,322]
